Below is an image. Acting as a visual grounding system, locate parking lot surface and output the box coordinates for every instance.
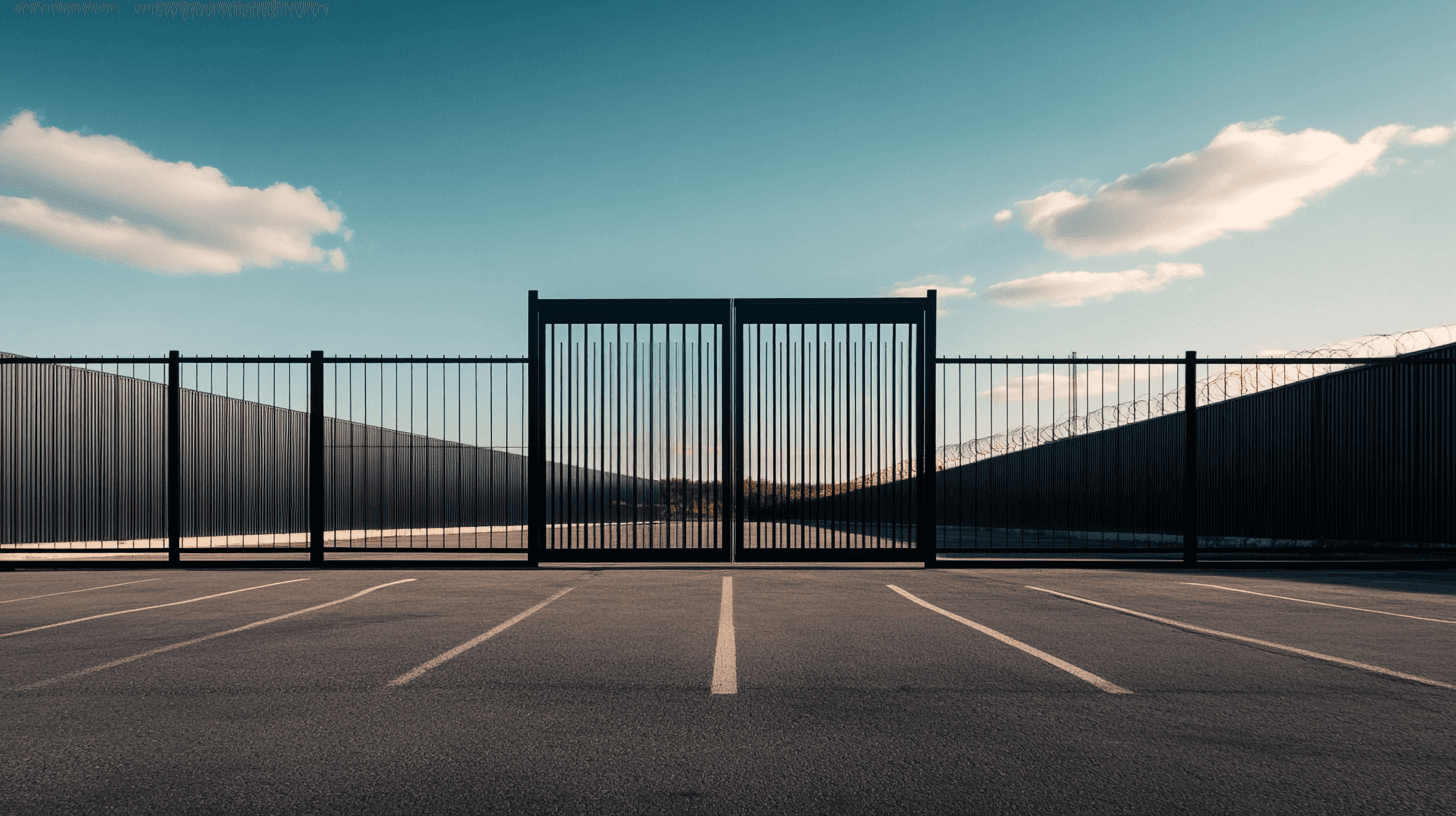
[3,566,1454,815]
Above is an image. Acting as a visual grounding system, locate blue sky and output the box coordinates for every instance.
[3,0,1454,358]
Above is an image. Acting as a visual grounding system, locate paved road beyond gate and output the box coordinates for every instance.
[527,293,936,564]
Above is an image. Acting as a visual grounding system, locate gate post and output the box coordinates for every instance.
[309,350,325,565]
[919,292,937,568]
[167,350,180,564]
[527,291,544,567]
[1183,350,1198,564]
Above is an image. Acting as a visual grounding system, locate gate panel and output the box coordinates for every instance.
[530,297,731,561]
[733,299,931,561]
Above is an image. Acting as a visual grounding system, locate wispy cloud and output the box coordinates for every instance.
[985,262,1202,307]
[883,274,975,315]
[884,274,976,299]
[0,111,347,274]
[999,119,1451,257]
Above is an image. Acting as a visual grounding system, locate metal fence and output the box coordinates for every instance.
[1,355,169,549]
[4,327,1455,566]
[935,346,1456,559]
[322,357,528,552]
[1,353,528,560]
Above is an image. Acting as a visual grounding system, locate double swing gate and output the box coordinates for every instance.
[528,293,938,563]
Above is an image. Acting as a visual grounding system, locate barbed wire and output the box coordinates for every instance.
[933,325,1456,472]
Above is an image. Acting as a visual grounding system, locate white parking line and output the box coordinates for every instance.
[14,579,416,691]
[1028,585,1456,691]
[1184,582,1456,623]
[0,578,163,605]
[887,585,1132,694]
[388,586,576,687]
[0,578,310,638]
[712,576,736,695]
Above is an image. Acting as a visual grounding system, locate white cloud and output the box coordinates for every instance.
[1402,125,1453,146]
[983,370,1114,405]
[985,262,1202,307]
[982,362,1182,405]
[885,274,976,300]
[993,209,1013,225]
[0,111,347,274]
[1001,118,1447,257]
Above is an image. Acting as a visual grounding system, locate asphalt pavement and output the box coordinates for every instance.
[2,566,1454,815]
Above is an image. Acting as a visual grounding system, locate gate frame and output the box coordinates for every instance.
[528,293,734,563]
[527,291,937,565]
[730,297,936,564]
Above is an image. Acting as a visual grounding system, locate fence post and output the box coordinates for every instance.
[920,291,937,568]
[527,291,543,567]
[167,350,180,564]
[309,350,324,565]
[1183,350,1198,564]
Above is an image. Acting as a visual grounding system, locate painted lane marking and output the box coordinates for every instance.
[887,585,1132,694]
[0,579,310,638]
[1027,586,1456,691]
[388,586,575,687]
[712,576,737,695]
[1183,582,1456,624]
[14,579,416,691]
[0,578,163,605]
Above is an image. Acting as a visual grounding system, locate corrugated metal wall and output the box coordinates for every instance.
[2,359,531,547]
[1,357,169,545]
[934,345,1456,550]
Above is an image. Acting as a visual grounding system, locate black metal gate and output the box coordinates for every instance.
[528,295,732,562]
[527,293,935,564]
[734,299,934,562]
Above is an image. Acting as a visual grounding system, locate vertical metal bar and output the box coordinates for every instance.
[616,324,623,547]
[481,362,488,540]
[457,357,464,547]
[1183,350,1198,564]
[850,332,861,547]
[731,309,743,559]
[969,362,975,544]
[844,329,852,547]
[601,328,608,548]
[696,323,704,549]
[777,325,784,548]
[652,328,660,547]
[423,359,432,547]
[632,323,639,549]
[920,291,936,567]
[551,328,560,551]
[566,329,573,548]
[679,327,687,548]
[527,291,544,566]
[1017,358,1024,551]
[814,324,823,548]
[406,358,415,545]
[167,350,180,563]
[1311,372,1324,545]
[874,324,882,545]
[309,350,324,564]
[798,326,806,547]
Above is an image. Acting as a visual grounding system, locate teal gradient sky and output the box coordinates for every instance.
[2,1,1453,357]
